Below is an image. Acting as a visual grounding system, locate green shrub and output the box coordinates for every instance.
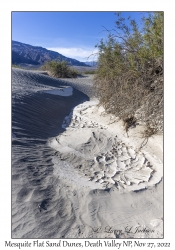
[41,60,78,78]
[94,12,163,133]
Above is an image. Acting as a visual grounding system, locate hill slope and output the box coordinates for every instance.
[12,40,90,67]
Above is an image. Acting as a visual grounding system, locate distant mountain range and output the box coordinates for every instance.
[84,61,98,67]
[12,40,90,67]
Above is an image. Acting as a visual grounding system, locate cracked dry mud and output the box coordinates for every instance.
[12,68,163,238]
[52,103,156,191]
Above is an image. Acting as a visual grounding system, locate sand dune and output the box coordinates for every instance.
[12,68,163,238]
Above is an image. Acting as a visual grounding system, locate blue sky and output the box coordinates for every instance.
[12,11,145,62]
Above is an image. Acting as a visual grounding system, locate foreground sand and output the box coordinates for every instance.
[12,68,163,238]
[49,100,163,238]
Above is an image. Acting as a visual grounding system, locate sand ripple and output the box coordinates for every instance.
[12,68,163,239]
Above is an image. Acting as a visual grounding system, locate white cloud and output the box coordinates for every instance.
[47,47,98,62]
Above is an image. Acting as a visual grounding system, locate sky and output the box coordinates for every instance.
[12,11,146,62]
[1,0,175,244]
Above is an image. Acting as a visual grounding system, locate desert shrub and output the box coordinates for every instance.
[12,64,22,69]
[41,60,78,78]
[94,12,163,133]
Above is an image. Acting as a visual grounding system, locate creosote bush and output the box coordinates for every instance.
[41,60,78,78]
[94,12,163,134]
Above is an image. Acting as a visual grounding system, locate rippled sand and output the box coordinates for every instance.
[12,68,163,238]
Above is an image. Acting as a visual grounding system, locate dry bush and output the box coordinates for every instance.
[123,115,137,132]
[41,60,78,78]
[94,12,163,135]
